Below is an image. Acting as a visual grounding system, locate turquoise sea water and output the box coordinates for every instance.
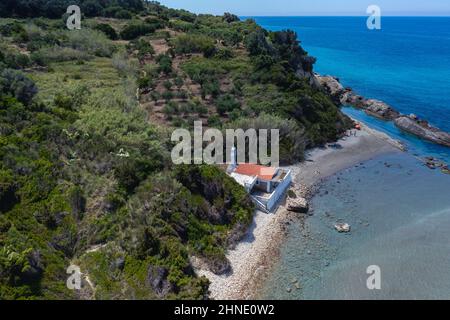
[248,17,450,299]
[249,16,450,163]
[260,153,450,299]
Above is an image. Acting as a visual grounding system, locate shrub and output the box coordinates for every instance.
[31,46,91,65]
[63,29,115,57]
[169,20,196,33]
[144,17,166,29]
[156,54,172,74]
[102,6,132,19]
[0,22,26,37]
[133,39,155,59]
[171,34,216,57]
[114,157,160,193]
[137,75,152,89]
[174,76,184,89]
[94,23,118,40]
[245,29,275,57]
[177,90,188,101]
[81,0,103,17]
[115,10,133,19]
[163,80,172,91]
[112,51,138,77]
[162,90,174,102]
[0,169,16,213]
[120,23,156,40]
[214,48,234,60]
[3,52,31,69]
[194,102,208,116]
[0,69,38,105]
[207,115,221,127]
[201,80,220,99]
[228,113,306,163]
[215,94,240,115]
[163,101,178,118]
[26,32,60,52]
[223,13,240,23]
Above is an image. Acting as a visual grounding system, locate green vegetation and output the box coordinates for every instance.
[94,23,118,40]
[0,0,144,19]
[171,34,216,57]
[0,0,351,300]
[120,22,156,40]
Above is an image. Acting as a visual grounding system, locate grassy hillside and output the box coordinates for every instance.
[0,1,351,299]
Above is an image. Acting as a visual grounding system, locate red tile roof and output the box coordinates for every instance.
[233,163,277,180]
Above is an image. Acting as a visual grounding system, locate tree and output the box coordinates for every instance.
[43,0,72,19]
[245,29,275,57]
[81,0,103,17]
[156,54,172,74]
[135,39,155,60]
[271,30,307,71]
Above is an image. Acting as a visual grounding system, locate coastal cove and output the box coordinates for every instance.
[197,123,404,299]
[201,16,450,300]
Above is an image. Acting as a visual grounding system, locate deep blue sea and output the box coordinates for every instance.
[246,17,450,299]
[249,16,450,162]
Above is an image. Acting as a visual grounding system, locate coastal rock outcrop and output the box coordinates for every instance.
[317,75,399,120]
[316,74,450,148]
[363,99,400,120]
[394,116,450,147]
[316,75,345,104]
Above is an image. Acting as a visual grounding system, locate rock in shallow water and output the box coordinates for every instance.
[334,223,351,233]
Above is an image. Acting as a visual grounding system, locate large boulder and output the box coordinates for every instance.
[287,197,310,214]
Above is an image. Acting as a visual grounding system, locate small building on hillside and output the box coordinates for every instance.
[227,147,292,213]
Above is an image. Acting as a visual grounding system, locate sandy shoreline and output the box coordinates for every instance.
[195,122,403,300]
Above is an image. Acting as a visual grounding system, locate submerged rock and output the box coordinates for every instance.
[334,223,351,233]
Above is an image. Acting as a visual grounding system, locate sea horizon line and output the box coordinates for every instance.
[239,15,450,18]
